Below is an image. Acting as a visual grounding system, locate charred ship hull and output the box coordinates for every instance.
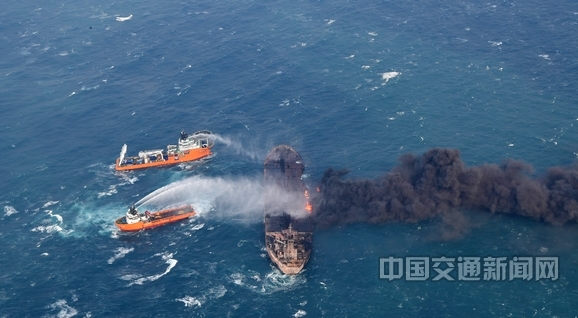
[264,145,313,275]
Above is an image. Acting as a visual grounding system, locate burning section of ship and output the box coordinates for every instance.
[264,145,313,275]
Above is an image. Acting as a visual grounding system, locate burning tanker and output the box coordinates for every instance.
[264,145,313,275]
[311,148,578,229]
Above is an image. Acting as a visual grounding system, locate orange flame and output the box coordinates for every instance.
[304,190,312,213]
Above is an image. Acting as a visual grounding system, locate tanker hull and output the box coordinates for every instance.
[264,145,313,275]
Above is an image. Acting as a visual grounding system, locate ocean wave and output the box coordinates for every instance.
[31,209,66,234]
[46,299,78,318]
[176,296,202,308]
[42,201,59,208]
[97,172,138,199]
[31,224,63,234]
[116,14,133,22]
[191,223,204,231]
[97,185,118,198]
[229,267,306,294]
[46,210,63,223]
[125,252,178,286]
[205,285,227,299]
[80,84,100,91]
[3,205,18,216]
[381,71,401,82]
[107,247,134,264]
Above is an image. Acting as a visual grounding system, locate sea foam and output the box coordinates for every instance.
[116,14,133,22]
[381,71,401,82]
[3,205,18,216]
[126,252,177,286]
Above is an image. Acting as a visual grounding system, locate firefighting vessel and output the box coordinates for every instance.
[264,145,313,275]
[114,205,196,231]
[115,130,214,171]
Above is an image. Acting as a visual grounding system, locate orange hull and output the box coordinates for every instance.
[114,205,196,232]
[115,148,211,171]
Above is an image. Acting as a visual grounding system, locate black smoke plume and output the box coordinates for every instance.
[311,148,578,228]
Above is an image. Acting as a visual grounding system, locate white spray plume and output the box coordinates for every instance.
[209,133,267,161]
[133,176,258,223]
[134,175,309,223]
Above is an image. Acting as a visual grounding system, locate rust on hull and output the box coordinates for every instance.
[264,145,313,275]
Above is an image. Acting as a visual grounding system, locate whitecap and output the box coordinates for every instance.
[42,201,59,208]
[294,310,307,318]
[326,19,335,25]
[206,285,227,299]
[31,224,63,233]
[108,247,134,264]
[177,296,202,308]
[381,71,400,82]
[46,210,63,223]
[117,173,139,186]
[81,85,100,91]
[98,185,118,198]
[191,223,204,231]
[231,273,244,286]
[128,252,177,286]
[230,268,306,294]
[368,32,378,36]
[116,14,133,22]
[361,65,370,70]
[47,299,78,318]
[3,205,18,216]
[120,274,140,281]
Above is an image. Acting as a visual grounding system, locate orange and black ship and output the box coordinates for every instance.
[264,145,313,275]
[115,130,213,171]
[114,205,196,231]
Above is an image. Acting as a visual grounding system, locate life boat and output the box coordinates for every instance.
[114,205,196,231]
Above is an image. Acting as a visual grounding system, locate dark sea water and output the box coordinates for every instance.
[2,0,578,316]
